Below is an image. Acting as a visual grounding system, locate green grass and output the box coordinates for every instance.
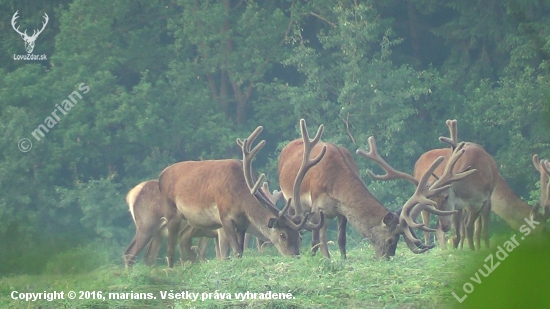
[4,234,550,308]
[0,241,482,309]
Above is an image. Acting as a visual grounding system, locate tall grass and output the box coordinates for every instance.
[1,240,480,309]
[3,233,549,308]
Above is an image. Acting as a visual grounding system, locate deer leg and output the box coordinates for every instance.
[459,212,467,249]
[435,221,447,250]
[311,228,321,255]
[165,212,183,268]
[214,234,221,259]
[421,210,432,246]
[337,215,347,259]
[123,237,140,269]
[480,201,491,249]
[143,223,165,266]
[124,226,155,270]
[244,233,252,251]
[195,237,210,261]
[236,229,246,254]
[125,213,167,269]
[220,219,242,258]
[464,210,477,251]
[218,229,230,260]
[165,224,180,267]
[474,215,482,250]
[452,209,462,249]
[319,222,331,258]
[178,224,198,263]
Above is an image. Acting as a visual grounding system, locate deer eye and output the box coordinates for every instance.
[279,233,287,239]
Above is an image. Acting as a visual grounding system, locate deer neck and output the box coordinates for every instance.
[490,174,532,230]
[331,175,389,238]
[243,195,279,238]
[246,215,271,240]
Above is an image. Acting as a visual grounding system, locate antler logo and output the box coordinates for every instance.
[11,11,49,54]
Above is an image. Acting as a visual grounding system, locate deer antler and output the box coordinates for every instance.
[428,142,476,191]
[260,182,283,205]
[356,136,419,185]
[532,154,550,221]
[399,142,477,244]
[292,119,327,215]
[237,122,325,231]
[237,127,294,220]
[439,119,458,149]
[237,126,265,191]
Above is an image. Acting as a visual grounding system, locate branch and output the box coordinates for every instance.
[310,12,337,28]
[340,113,356,145]
[279,0,296,46]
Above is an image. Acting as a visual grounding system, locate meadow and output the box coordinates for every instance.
[0,236,502,309]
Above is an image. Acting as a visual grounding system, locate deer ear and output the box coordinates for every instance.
[268,218,279,228]
[382,212,398,228]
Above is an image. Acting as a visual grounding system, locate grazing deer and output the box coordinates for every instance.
[278,120,476,259]
[372,120,497,250]
[490,154,550,233]
[123,180,218,270]
[413,120,549,249]
[158,120,324,266]
[376,120,549,251]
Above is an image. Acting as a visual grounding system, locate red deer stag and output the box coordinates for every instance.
[417,122,549,248]
[416,120,549,248]
[407,120,496,250]
[444,155,550,249]
[158,121,324,265]
[278,119,476,259]
[364,120,495,250]
[123,180,218,270]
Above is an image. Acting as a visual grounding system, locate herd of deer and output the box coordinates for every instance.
[122,119,550,270]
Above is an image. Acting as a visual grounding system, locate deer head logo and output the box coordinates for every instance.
[11,11,49,54]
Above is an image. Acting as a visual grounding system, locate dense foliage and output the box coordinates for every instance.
[1,0,550,275]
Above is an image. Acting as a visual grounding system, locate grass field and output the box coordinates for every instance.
[1,234,549,308]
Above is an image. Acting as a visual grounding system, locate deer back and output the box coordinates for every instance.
[126,180,168,231]
[159,159,264,229]
[414,142,497,211]
[279,140,387,220]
